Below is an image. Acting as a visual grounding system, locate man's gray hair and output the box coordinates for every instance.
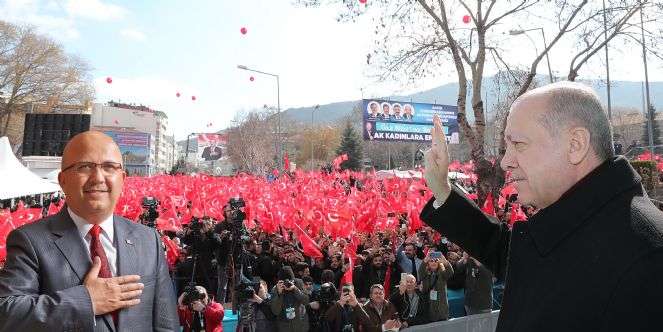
[522,81,614,161]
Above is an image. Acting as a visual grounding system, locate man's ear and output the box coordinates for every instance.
[567,126,592,165]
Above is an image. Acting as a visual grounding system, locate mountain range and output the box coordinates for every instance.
[282,76,663,125]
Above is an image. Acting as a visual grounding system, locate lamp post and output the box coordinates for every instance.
[602,0,613,122]
[237,64,282,168]
[311,104,319,170]
[509,28,554,84]
[184,133,196,172]
[639,6,654,160]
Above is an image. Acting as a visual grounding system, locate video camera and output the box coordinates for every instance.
[227,197,246,222]
[182,282,206,306]
[236,277,261,302]
[189,216,203,233]
[317,282,338,305]
[140,197,159,228]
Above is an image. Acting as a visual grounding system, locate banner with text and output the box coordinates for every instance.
[104,131,151,166]
[362,99,459,143]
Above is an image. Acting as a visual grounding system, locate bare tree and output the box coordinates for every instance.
[297,0,663,202]
[0,20,94,136]
[226,111,278,176]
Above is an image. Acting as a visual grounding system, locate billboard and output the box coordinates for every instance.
[362,99,459,143]
[197,133,228,162]
[104,131,150,166]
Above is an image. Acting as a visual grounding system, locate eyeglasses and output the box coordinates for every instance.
[62,162,123,175]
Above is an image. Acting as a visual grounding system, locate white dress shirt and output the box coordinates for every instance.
[68,207,118,277]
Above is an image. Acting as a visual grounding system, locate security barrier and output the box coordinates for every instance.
[405,310,500,332]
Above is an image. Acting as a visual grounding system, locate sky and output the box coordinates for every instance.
[1,0,662,140]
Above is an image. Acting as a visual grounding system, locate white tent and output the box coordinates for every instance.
[44,168,61,184]
[0,137,61,199]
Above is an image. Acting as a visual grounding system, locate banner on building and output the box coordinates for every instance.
[197,133,228,162]
[104,131,150,166]
[362,99,459,143]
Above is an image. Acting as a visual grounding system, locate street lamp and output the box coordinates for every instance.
[639,6,654,160]
[509,28,554,84]
[184,133,197,172]
[311,104,319,170]
[237,64,282,168]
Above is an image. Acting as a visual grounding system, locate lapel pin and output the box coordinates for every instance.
[126,239,134,245]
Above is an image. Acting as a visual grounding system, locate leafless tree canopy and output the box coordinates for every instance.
[226,111,278,176]
[297,0,663,202]
[0,20,95,135]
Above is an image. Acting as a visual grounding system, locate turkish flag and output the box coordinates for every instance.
[47,201,63,216]
[161,235,180,269]
[294,223,323,258]
[482,192,496,217]
[156,205,181,232]
[0,212,15,263]
[510,204,528,225]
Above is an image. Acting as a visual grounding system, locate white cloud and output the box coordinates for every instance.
[65,0,126,21]
[0,0,80,40]
[120,28,146,42]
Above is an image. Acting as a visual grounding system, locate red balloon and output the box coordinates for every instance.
[106,77,112,84]
[191,96,196,101]
[462,15,471,24]
[359,0,367,3]
[250,76,255,82]
[176,92,181,98]
[240,27,247,35]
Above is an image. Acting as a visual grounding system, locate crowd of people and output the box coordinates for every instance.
[165,203,501,332]
[1,169,510,331]
[3,82,663,331]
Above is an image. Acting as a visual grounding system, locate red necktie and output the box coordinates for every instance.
[89,224,118,325]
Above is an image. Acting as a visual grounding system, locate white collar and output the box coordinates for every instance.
[67,207,115,242]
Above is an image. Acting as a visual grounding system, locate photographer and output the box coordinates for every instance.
[212,205,235,303]
[270,266,310,332]
[180,217,217,294]
[255,240,279,288]
[323,285,370,332]
[418,251,454,322]
[307,281,337,331]
[177,285,224,332]
[237,279,276,332]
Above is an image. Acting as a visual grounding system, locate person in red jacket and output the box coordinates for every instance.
[178,285,225,332]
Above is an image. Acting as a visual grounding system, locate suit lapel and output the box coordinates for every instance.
[51,209,117,332]
[51,209,91,282]
[114,216,139,276]
[114,216,139,331]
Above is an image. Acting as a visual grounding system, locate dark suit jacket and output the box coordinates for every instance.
[201,146,223,161]
[0,208,178,331]
[420,157,663,331]
[389,290,429,327]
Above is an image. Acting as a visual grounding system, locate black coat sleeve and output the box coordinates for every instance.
[419,185,511,281]
[600,248,663,332]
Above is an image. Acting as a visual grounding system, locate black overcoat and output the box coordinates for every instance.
[420,157,663,331]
